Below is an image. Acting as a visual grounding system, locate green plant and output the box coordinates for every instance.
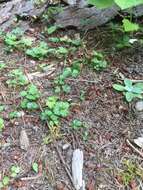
[71,119,84,130]
[0,62,6,70]
[26,42,49,59]
[41,96,70,127]
[6,69,28,87]
[32,162,39,173]
[119,160,143,186]
[49,36,81,47]
[9,111,24,119]
[113,78,143,102]
[54,63,81,94]
[4,29,32,51]
[42,6,63,20]
[0,117,4,132]
[10,165,20,177]
[89,51,108,71]
[0,165,20,188]
[0,176,10,188]
[20,84,40,110]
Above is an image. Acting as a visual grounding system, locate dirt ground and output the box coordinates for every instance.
[0,24,143,190]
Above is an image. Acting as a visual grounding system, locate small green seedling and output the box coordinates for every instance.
[4,28,32,51]
[0,176,10,188]
[89,51,108,71]
[0,62,6,70]
[0,117,4,132]
[9,111,24,119]
[41,96,70,127]
[10,165,20,177]
[71,119,83,130]
[119,160,143,186]
[54,64,80,94]
[49,36,81,47]
[20,84,40,110]
[26,42,49,59]
[113,78,143,102]
[32,162,39,173]
[6,69,28,87]
[0,165,20,188]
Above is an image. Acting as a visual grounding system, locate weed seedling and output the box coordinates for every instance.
[6,69,28,87]
[0,165,20,188]
[41,96,70,126]
[113,78,143,102]
[26,41,49,60]
[119,160,143,186]
[20,84,40,110]
[89,51,108,71]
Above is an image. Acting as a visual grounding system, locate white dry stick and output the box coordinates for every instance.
[72,149,85,190]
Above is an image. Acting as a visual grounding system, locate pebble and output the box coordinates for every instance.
[135,101,143,112]
[62,143,70,150]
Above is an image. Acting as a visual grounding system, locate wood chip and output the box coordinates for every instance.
[19,129,30,151]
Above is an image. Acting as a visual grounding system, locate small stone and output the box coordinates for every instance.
[135,101,143,112]
[62,143,70,150]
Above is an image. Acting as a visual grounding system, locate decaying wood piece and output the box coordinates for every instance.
[72,149,85,190]
[0,0,48,31]
[54,2,143,29]
[20,129,30,151]
[55,6,119,29]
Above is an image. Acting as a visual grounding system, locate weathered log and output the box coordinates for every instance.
[54,6,119,30]
[54,3,143,29]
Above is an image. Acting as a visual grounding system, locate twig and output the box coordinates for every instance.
[20,174,42,181]
[55,144,76,190]
[126,139,143,158]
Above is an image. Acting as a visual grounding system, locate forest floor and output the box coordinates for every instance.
[0,23,143,190]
